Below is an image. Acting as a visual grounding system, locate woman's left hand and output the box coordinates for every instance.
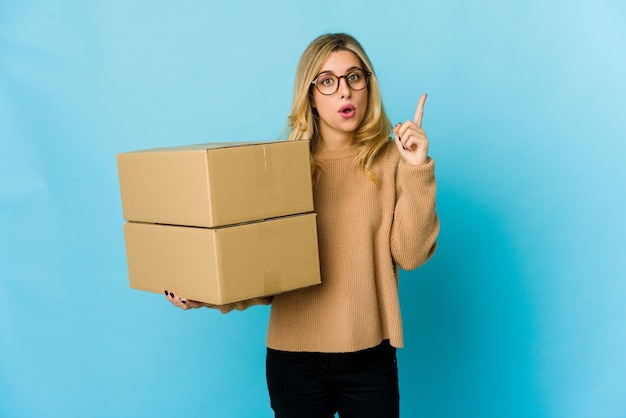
[393,93,429,166]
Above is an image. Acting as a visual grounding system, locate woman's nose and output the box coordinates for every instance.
[338,76,351,98]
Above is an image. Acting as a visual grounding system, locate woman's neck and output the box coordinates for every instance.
[318,133,355,151]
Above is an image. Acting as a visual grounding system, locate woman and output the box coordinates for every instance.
[167,33,439,418]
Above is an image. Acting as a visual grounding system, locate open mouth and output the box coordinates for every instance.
[339,105,356,117]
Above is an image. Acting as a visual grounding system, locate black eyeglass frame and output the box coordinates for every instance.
[310,69,372,96]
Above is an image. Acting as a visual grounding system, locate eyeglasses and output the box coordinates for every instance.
[311,69,371,96]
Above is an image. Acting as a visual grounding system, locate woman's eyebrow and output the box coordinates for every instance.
[317,66,362,76]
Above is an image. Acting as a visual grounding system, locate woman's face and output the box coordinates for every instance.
[311,50,369,146]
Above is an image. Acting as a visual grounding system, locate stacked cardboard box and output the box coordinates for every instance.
[117,140,321,305]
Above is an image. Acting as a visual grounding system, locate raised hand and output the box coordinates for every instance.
[393,93,430,166]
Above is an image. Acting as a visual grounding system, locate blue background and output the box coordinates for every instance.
[2,1,625,417]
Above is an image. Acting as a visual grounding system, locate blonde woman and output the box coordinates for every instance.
[167,33,439,418]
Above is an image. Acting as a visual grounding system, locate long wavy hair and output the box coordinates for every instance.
[287,33,392,183]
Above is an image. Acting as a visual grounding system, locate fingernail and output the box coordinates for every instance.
[169,292,174,297]
[164,290,169,295]
[181,300,187,304]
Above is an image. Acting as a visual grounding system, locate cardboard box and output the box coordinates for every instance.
[123,213,321,305]
[117,140,313,228]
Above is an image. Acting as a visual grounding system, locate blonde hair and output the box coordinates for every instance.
[287,33,392,183]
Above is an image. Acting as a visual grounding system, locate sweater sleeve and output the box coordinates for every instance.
[390,157,440,271]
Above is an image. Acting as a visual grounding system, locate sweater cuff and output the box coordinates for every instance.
[398,156,435,176]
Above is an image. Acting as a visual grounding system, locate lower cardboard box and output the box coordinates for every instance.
[123,213,321,305]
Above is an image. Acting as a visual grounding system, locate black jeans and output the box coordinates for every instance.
[266,340,400,418]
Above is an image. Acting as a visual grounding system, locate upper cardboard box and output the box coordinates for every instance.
[117,140,313,227]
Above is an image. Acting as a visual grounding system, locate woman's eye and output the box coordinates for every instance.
[347,73,361,82]
[320,77,335,86]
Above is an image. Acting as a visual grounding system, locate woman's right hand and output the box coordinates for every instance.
[165,290,211,310]
[165,290,272,313]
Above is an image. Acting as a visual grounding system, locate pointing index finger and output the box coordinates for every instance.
[414,93,427,128]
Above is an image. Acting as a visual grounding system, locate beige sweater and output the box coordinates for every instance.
[263,141,439,353]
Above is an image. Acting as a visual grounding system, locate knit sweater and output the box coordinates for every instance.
[264,140,439,353]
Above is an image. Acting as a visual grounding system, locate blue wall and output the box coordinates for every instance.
[1,1,625,417]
